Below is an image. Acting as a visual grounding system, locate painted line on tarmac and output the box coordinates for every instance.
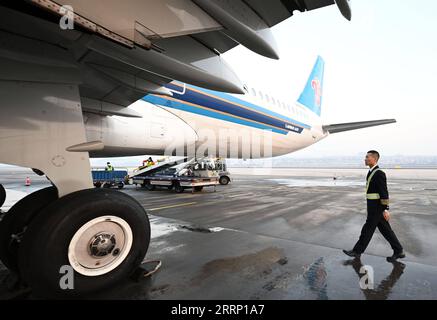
[147,202,198,211]
[227,193,253,198]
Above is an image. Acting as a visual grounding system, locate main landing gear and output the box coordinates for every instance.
[0,81,151,298]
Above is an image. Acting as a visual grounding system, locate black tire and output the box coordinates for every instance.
[0,187,58,272]
[18,188,150,298]
[117,182,124,189]
[174,183,184,193]
[219,176,230,185]
[145,183,155,191]
[194,186,203,192]
[167,185,173,190]
[102,182,111,188]
[94,182,102,188]
[0,184,5,208]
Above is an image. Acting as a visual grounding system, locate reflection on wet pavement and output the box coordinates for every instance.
[343,258,405,300]
[303,257,328,300]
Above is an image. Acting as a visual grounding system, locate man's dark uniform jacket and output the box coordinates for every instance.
[353,165,403,254]
[366,166,390,211]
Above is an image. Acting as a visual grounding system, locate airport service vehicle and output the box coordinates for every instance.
[133,158,219,193]
[0,0,392,298]
[91,169,128,189]
[215,159,231,185]
[138,173,219,193]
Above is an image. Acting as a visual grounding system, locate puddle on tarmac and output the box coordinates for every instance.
[270,178,364,188]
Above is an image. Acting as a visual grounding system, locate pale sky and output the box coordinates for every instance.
[223,0,437,157]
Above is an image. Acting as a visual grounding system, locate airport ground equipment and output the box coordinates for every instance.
[132,158,219,193]
[129,157,187,181]
[215,159,231,185]
[92,169,128,189]
[139,175,219,193]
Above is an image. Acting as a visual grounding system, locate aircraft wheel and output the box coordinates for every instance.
[18,188,150,298]
[194,186,203,192]
[219,176,230,185]
[145,183,155,191]
[0,184,5,208]
[174,183,184,193]
[0,186,58,271]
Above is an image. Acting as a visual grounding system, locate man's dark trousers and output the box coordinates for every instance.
[353,200,403,254]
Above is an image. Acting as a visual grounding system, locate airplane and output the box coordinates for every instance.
[85,56,395,160]
[0,0,394,298]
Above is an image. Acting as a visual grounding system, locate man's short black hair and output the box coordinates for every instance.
[367,150,380,161]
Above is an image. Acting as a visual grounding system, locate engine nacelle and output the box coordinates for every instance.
[85,100,198,157]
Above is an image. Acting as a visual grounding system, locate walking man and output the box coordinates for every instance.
[343,150,405,262]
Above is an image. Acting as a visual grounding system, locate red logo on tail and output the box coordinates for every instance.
[311,78,322,107]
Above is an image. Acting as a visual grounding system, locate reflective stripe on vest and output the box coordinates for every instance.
[366,168,381,198]
[366,193,381,200]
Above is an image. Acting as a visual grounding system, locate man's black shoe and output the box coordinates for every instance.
[386,252,406,263]
[343,249,361,258]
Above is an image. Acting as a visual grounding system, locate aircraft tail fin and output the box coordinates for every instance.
[297,56,324,117]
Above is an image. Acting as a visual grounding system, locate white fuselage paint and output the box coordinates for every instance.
[85,85,328,159]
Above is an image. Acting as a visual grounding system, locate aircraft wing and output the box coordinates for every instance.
[322,119,397,134]
[1,0,351,116]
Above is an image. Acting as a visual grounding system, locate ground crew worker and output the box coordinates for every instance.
[105,162,114,171]
[146,157,155,167]
[343,150,405,262]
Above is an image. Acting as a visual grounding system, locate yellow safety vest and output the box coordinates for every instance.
[366,168,381,200]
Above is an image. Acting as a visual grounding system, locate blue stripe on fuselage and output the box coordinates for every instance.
[178,83,310,129]
[143,95,288,134]
[142,83,309,135]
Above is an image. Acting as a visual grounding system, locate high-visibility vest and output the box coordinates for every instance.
[366,168,381,200]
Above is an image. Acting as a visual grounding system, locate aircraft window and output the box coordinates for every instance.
[251,88,256,96]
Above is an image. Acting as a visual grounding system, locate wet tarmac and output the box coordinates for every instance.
[1,166,437,299]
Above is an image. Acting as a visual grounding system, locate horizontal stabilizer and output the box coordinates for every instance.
[323,119,396,134]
